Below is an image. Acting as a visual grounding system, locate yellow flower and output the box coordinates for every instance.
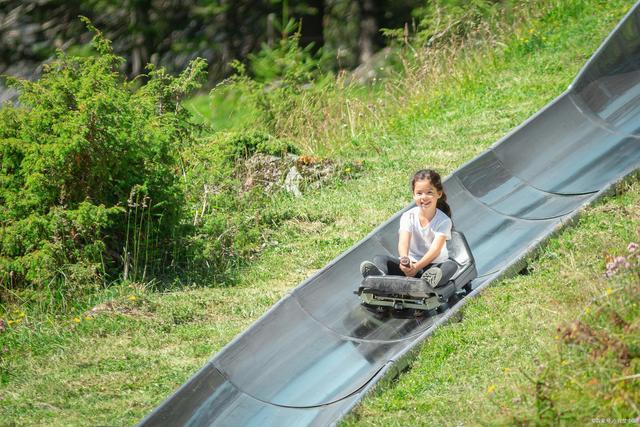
[345,167,352,173]
[7,320,14,325]
[487,384,496,394]
[73,317,81,323]
[85,316,92,321]
[555,335,560,340]
[561,360,569,366]
[606,288,613,295]
[128,295,137,301]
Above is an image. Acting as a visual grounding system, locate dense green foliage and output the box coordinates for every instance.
[0,23,326,300]
[0,22,207,294]
[1,18,358,303]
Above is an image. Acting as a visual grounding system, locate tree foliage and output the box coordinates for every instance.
[0,0,425,83]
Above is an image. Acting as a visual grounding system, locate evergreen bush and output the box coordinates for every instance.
[0,20,207,294]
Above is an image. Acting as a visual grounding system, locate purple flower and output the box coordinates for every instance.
[605,260,618,277]
[628,242,639,253]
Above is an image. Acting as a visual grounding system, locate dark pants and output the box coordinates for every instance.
[372,254,458,287]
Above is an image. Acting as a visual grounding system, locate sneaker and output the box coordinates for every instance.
[421,266,443,287]
[360,261,384,278]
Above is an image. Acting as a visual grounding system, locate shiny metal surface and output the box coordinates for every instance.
[457,151,592,219]
[140,2,640,426]
[212,296,399,407]
[493,93,640,194]
[142,364,362,427]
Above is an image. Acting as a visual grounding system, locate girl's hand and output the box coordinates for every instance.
[400,262,419,277]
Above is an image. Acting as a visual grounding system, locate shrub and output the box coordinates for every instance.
[176,130,301,283]
[0,19,207,294]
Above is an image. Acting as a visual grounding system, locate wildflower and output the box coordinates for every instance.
[628,242,638,253]
[615,255,629,268]
[605,262,616,277]
[487,384,496,394]
[128,295,137,301]
[8,320,14,325]
[606,288,613,295]
[605,255,629,277]
[73,317,81,323]
[345,167,352,173]
[85,316,92,321]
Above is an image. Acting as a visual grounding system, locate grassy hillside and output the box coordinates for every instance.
[1,0,638,425]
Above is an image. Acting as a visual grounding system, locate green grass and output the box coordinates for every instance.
[1,0,638,424]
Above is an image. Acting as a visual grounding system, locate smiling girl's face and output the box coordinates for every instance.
[413,179,442,212]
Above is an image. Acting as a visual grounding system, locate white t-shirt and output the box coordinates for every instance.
[399,207,452,264]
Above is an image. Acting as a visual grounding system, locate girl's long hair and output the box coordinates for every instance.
[411,169,452,218]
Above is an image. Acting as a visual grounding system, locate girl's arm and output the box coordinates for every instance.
[398,230,411,257]
[413,234,447,271]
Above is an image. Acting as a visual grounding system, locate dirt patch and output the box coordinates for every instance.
[84,300,154,319]
[241,153,362,196]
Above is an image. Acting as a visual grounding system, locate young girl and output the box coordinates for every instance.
[360,169,457,287]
